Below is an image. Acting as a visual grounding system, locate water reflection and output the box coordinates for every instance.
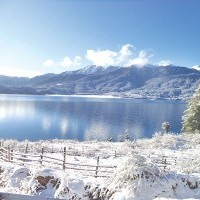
[0,100,36,119]
[0,95,186,141]
[60,119,68,136]
[85,121,110,141]
[42,117,51,133]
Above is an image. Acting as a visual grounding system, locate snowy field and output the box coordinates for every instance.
[0,133,200,199]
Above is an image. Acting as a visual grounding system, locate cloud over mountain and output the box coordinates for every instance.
[158,60,172,66]
[60,56,82,68]
[42,44,153,72]
[192,65,200,71]
[86,44,152,67]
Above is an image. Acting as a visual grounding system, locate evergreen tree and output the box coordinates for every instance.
[182,84,200,132]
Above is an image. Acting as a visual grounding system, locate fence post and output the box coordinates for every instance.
[63,147,66,170]
[95,156,100,178]
[40,148,44,165]
[25,143,28,154]
[51,146,54,153]
[7,146,11,162]
[82,147,84,155]
[11,148,13,162]
[162,156,167,171]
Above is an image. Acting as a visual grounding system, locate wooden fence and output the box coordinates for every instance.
[0,142,116,178]
[4,142,120,158]
[0,141,179,178]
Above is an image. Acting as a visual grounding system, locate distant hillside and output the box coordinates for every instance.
[0,65,200,100]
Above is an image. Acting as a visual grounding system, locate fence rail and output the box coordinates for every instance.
[4,143,120,158]
[0,142,180,178]
[0,142,116,178]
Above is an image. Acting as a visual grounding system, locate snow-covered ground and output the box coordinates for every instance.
[1,133,200,199]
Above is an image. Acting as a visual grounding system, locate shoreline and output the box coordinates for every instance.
[0,93,186,101]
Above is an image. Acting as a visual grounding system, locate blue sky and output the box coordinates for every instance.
[0,0,200,77]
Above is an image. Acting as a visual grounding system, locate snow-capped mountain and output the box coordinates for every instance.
[0,65,199,99]
[75,65,121,75]
[75,65,104,74]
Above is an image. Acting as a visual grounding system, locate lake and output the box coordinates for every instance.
[0,95,186,141]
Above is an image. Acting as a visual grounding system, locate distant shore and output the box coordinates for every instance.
[46,94,121,99]
[46,94,185,101]
[0,93,186,101]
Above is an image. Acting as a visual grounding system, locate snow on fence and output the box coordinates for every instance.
[149,154,177,171]
[6,142,121,158]
[0,143,116,178]
[0,142,180,177]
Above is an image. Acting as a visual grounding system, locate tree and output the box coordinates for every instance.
[162,122,170,133]
[182,84,200,132]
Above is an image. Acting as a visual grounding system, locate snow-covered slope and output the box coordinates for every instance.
[75,65,104,74]
[1,133,200,199]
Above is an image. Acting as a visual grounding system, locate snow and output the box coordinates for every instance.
[76,65,104,74]
[192,65,200,71]
[1,133,200,199]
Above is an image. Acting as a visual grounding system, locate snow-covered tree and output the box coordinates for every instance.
[182,84,200,132]
[162,122,170,133]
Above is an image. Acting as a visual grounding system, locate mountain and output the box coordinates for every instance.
[74,65,121,75]
[0,75,28,86]
[75,65,104,74]
[0,65,199,100]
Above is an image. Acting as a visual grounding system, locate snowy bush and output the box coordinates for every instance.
[108,153,160,185]
[107,153,200,200]
[162,122,171,133]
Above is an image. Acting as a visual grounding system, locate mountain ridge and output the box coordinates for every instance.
[0,65,199,100]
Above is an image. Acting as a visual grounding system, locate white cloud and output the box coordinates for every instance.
[60,57,73,67]
[192,65,200,71]
[158,60,172,66]
[43,56,82,69]
[86,49,118,66]
[86,44,152,67]
[43,59,55,67]
[117,44,135,64]
[127,50,149,66]
[74,56,82,65]
[43,44,153,71]
[60,56,81,68]
[0,65,41,77]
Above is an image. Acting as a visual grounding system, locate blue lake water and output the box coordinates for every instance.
[0,95,186,141]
